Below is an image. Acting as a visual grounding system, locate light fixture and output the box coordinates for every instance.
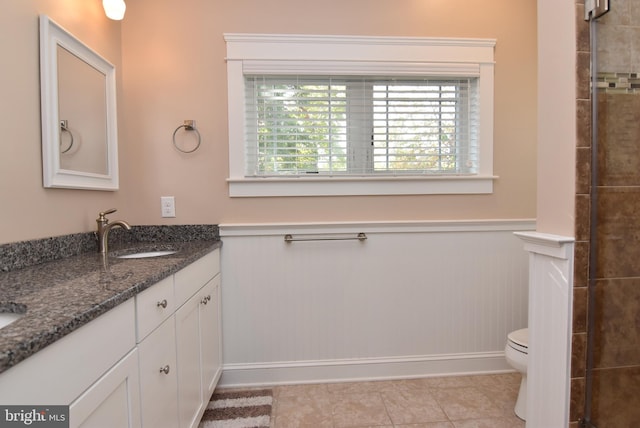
[103,0,126,20]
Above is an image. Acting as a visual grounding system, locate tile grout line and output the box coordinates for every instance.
[377,391,394,427]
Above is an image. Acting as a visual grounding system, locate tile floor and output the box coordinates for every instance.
[269,373,525,427]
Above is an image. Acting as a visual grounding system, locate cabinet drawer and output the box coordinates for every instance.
[174,250,219,307]
[136,276,174,341]
[138,317,178,428]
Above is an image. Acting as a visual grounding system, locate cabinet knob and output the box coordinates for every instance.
[159,365,170,375]
[200,297,208,305]
[157,299,168,309]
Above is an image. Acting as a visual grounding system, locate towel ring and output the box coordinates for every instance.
[60,120,74,154]
[172,120,201,153]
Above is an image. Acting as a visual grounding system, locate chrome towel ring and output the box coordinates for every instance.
[60,119,74,154]
[172,120,201,153]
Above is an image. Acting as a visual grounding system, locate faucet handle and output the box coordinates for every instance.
[98,208,117,221]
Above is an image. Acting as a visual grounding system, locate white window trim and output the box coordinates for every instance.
[225,33,497,197]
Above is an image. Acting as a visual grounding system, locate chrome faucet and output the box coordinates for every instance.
[96,209,131,254]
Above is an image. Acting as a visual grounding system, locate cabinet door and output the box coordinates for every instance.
[175,275,222,428]
[200,275,221,400]
[70,348,141,428]
[175,290,203,428]
[138,317,178,428]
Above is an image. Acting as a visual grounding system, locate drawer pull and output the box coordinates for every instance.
[159,365,170,375]
[201,295,211,305]
[157,299,168,309]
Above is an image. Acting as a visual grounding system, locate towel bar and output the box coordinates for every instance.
[284,232,367,243]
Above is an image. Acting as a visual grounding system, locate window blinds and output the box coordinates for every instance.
[244,75,479,177]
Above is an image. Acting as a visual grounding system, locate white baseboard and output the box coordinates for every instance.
[217,352,512,388]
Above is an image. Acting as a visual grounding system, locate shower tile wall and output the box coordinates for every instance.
[572,2,590,427]
[573,1,640,426]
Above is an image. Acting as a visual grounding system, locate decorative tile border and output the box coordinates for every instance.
[597,72,640,93]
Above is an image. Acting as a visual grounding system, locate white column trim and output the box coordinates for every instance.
[516,231,574,428]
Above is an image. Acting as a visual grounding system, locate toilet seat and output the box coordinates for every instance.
[505,327,528,420]
[507,328,528,354]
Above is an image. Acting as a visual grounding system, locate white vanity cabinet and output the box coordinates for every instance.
[136,249,222,428]
[0,247,221,428]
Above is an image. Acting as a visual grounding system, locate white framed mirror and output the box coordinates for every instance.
[39,15,119,190]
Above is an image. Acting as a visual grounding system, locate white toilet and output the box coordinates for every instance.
[505,327,528,420]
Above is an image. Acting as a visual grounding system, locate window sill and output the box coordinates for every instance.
[227,175,497,197]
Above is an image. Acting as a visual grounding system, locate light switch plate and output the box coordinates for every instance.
[161,196,176,218]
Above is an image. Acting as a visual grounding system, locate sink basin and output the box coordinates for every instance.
[0,313,23,329]
[116,250,177,259]
[0,303,26,329]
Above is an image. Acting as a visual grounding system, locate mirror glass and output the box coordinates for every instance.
[40,15,118,190]
[57,46,109,175]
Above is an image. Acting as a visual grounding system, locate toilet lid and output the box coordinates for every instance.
[508,328,528,348]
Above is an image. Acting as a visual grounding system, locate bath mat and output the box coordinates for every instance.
[198,389,272,428]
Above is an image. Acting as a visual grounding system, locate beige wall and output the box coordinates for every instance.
[0,0,538,245]
[536,0,577,236]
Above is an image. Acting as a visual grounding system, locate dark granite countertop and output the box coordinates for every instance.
[0,225,221,374]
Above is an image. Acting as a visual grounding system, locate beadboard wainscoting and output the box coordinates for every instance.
[218,220,535,387]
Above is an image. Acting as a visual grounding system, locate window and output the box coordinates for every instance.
[225,34,496,197]
[246,76,478,176]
